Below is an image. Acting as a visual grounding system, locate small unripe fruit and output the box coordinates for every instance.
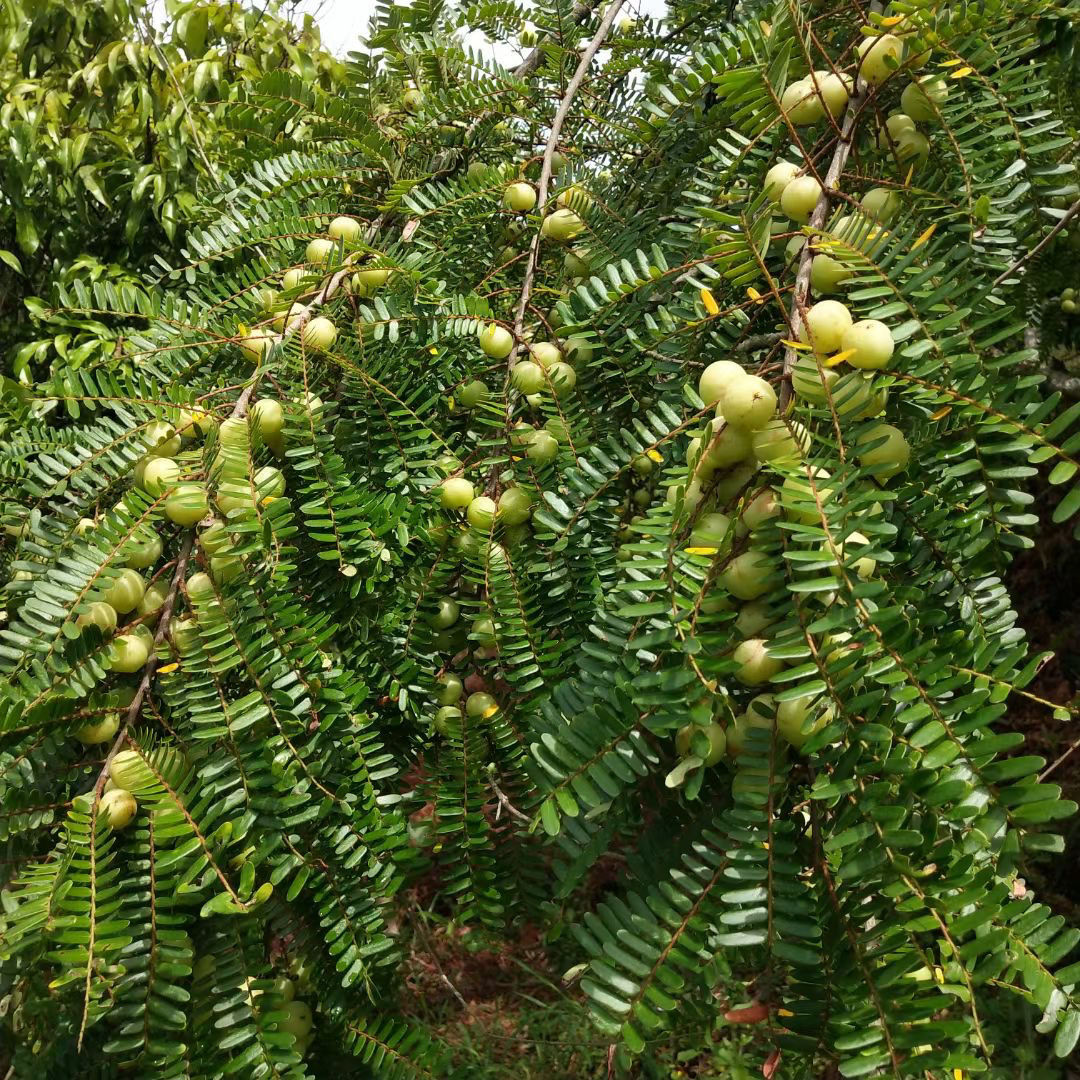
[479,323,514,358]
[901,75,948,123]
[857,33,903,85]
[105,569,146,614]
[254,465,285,500]
[841,319,894,370]
[895,130,930,168]
[187,572,215,601]
[540,208,584,242]
[799,300,852,354]
[143,421,181,458]
[328,216,361,242]
[726,710,775,758]
[252,398,284,439]
[752,418,809,464]
[141,457,181,496]
[165,483,209,527]
[439,477,475,509]
[733,637,784,685]
[791,353,839,403]
[351,267,391,294]
[547,361,576,395]
[110,633,149,673]
[428,597,460,629]
[689,512,731,549]
[282,267,307,291]
[436,672,464,705]
[467,496,497,530]
[498,487,532,525]
[511,361,544,394]
[811,70,851,117]
[723,375,777,431]
[810,253,851,294]
[721,550,776,600]
[531,342,562,369]
[466,691,497,716]
[857,423,910,478]
[526,430,559,464]
[170,617,199,654]
[458,380,488,409]
[100,788,137,829]
[434,705,461,734]
[735,600,775,639]
[777,694,831,748]
[306,237,335,265]
[210,555,243,583]
[403,87,424,113]
[124,532,162,569]
[876,112,916,150]
[78,601,118,633]
[675,722,727,764]
[564,249,591,276]
[698,360,745,406]
[301,316,337,351]
[277,1000,314,1039]
[781,78,824,125]
[780,175,823,224]
[763,162,800,202]
[137,581,168,616]
[860,187,902,223]
[73,711,120,745]
[741,489,780,533]
[702,415,753,469]
[503,182,537,213]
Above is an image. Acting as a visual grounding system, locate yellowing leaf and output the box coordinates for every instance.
[158,662,180,674]
[930,405,952,420]
[954,1071,965,1080]
[781,338,812,350]
[903,164,915,187]
[913,223,937,249]
[825,349,855,367]
[700,287,720,315]
[646,449,663,462]
[685,546,719,556]
[429,346,439,355]
[880,14,903,25]
[949,66,973,78]
[777,1008,795,1017]
[746,286,765,305]
[939,57,964,66]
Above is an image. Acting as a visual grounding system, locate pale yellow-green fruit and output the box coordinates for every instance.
[511,361,544,394]
[540,208,584,242]
[328,215,361,242]
[141,457,180,497]
[100,788,137,829]
[741,488,780,533]
[810,253,851,294]
[498,487,532,526]
[763,161,800,202]
[403,87,424,113]
[110,633,149,673]
[210,555,244,583]
[439,477,475,509]
[254,465,286,501]
[76,517,97,536]
[861,187,902,223]
[198,520,232,556]
[799,300,852,354]
[165,483,209,527]
[526,430,559,464]
[831,371,875,418]
[777,693,831,748]
[781,78,824,125]
[733,637,784,685]
[350,267,391,294]
[735,599,775,639]
[564,248,591,276]
[531,342,562,369]
[722,375,777,431]
[110,747,155,790]
[857,33,903,85]
[74,710,120,745]
[238,330,277,363]
[105,569,146,614]
[895,129,930,168]
[123,531,163,569]
[698,360,745,407]
[810,70,851,118]
[780,466,834,524]
[281,267,307,291]
[857,423,910,478]
[842,319,894,370]
[726,710,775,758]
[143,421,182,458]
[702,414,753,469]
[479,322,514,358]
[791,353,839,403]
[77,601,118,633]
[138,581,168,617]
[876,112,916,151]
[557,184,591,214]
[251,398,284,440]
[170,616,199,654]
[306,237,335,265]
[712,458,761,502]
[780,175,823,224]
[826,530,877,581]
[547,361,577,395]
[689,512,732,550]
[520,19,538,46]
[276,1000,314,1040]
[503,182,537,213]
[187,572,215,601]
[785,234,806,264]
[901,75,948,123]
[752,418,809,464]
[467,495,497,530]
[675,721,727,764]
[301,316,337,351]
[720,550,776,600]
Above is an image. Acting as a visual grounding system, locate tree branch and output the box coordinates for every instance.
[992,195,1080,290]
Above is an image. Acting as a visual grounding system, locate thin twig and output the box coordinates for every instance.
[412,912,469,1010]
[993,196,1080,290]
[511,0,627,353]
[489,774,530,822]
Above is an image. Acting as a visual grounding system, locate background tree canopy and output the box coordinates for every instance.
[2,0,1080,1078]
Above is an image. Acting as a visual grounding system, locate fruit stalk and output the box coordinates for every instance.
[510,0,627,355]
[779,16,880,408]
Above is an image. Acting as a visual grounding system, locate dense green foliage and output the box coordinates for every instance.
[2,0,1080,1076]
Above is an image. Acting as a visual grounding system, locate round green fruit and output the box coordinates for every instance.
[105,569,146,615]
[467,496,497,530]
[780,466,834,524]
[799,300,852,354]
[720,550,776,600]
[466,691,497,717]
[403,87,424,113]
[498,487,532,525]
[781,78,823,125]
[479,322,514,358]
[860,186,902,223]
[675,722,726,764]
[735,600,775,639]
[165,483,209,527]
[124,531,163,569]
[752,418,809,464]
[780,175,823,224]
[526,430,559,464]
[763,161,799,202]
[137,581,168,617]
[842,319,894,370]
[74,711,120,745]
[856,423,910,478]
[436,672,464,705]
[301,316,337,351]
[857,33,904,85]
[791,353,838,403]
[252,398,284,439]
[901,75,947,123]
[698,360,745,407]
[170,617,199,654]
[547,361,576,395]
[810,253,851,294]
[306,237,335,266]
[503,182,537,213]
[352,267,391,294]
[777,693,831,748]
[689,512,731,549]
[540,208,584,242]
[276,1000,314,1040]
[100,788,137,829]
[511,361,544,394]
[741,488,780,533]
[328,215,361,242]
[144,421,182,458]
[722,375,777,431]
[531,341,562,369]
[732,637,783,686]
[458,380,489,409]
[110,633,149,673]
[78,601,118,634]
[470,617,497,647]
[434,705,461,734]
[428,597,460,629]
[439,478,475,509]
[187,572,215,602]
[726,710,774,757]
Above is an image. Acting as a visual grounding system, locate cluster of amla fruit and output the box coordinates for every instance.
[1061,287,1077,316]
[236,213,393,364]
